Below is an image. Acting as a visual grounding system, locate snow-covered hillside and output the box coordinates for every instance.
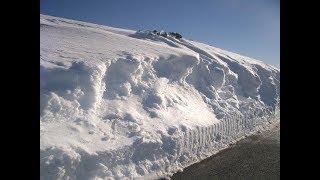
[40,14,280,180]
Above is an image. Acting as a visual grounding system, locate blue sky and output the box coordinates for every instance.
[40,0,280,67]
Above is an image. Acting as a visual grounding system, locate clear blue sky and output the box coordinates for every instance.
[40,0,280,67]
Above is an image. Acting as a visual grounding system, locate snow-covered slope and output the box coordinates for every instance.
[40,14,280,180]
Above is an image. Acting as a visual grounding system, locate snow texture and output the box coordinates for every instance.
[40,14,280,180]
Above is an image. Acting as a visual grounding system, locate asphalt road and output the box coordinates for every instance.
[171,123,280,180]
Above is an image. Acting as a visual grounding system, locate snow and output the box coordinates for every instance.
[40,14,280,179]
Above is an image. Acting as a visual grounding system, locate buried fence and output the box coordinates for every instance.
[167,106,280,162]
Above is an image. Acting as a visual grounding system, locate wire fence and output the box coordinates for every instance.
[173,105,280,158]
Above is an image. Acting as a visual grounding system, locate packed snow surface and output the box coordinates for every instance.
[40,14,280,180]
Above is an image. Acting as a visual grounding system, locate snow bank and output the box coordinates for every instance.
[40,14,280,179]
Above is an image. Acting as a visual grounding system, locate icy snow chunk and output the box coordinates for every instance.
[144,92,164,109]
[40,61,106,111]
[153,55,199,83]
[209,66,225,88]
[103,56,142,99]
[132,137,163,163]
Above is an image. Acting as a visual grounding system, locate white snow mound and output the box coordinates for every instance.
[40,14,280,180]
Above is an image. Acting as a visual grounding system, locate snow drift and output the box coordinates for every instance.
[40,14,280,180]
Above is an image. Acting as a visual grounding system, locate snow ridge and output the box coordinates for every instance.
[40,14,280,179]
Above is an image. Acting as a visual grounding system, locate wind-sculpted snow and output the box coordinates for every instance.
[40,14,280,179]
